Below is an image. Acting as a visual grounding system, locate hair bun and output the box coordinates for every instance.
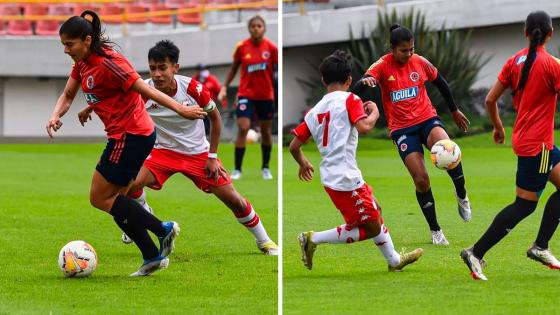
[390,24,401,33]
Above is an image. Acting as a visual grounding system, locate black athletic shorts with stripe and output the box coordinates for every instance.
[516,144,560,194]
[96,130,156,187]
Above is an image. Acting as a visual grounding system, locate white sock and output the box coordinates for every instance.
[132,190,152,213]
[236,202,271,244]
[312,225,362,244]
[372,224,400,266]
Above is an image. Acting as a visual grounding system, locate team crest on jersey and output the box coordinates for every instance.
[86,75,95,89]
[261,51,270,59]
[391,86,418,103]
[410,72,420,82]
[400,143,408,152]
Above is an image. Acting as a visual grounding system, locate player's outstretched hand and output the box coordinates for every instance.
[177,105,207,120]
[452,110,470,132]
[46,116,63,139]
[493,126,505,144]
[298,162,314,181]
[361,76,377,87]
[77,107,93,126]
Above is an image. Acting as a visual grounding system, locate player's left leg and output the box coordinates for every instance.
[210,183,278,255]
[426,124,471,222]
[255,100,274,180]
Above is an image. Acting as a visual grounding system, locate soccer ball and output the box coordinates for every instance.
[246,129,260,144]
[430,139,461,170]
[58,240,97,278]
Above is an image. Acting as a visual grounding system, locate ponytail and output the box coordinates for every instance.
[59,10,113,57]
[513,11,552,96]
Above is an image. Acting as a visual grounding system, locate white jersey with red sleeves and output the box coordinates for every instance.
[293,91,367,191]
[144,75,216,155]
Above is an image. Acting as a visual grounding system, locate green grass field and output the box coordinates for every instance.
[283,130,560,315]
[0,143,277,315]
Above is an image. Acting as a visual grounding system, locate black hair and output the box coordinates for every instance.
[248,15,266,28]
[513,11,553,96]
[59,10,112,57]
[319,50,352,85]
[389,23,414,47]
[148,40,180,64]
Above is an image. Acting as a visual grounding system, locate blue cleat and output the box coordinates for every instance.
[130,255,169,277]
[159,221,180,257]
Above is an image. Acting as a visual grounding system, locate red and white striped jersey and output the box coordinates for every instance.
[144,75,215,155]
[292,91,367,191]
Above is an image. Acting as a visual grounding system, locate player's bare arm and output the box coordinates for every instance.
[355,101,380,134]
[218,59,241,103]
[289,137,314,181]
[132,78,207,120]
[205,107,228,182]
[485,80,507,144]
[47,77,80,138]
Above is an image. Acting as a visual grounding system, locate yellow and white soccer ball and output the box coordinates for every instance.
[430,139,461,170]
[246,129,260,144]
[58,240,97,278]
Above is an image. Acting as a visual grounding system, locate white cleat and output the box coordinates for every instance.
[456,193,472,222]
[257,240,279,256]
[431,230,450,245]
[460,247,488,281]
[527,243,560,270]
[262,168,273,180]
[231,169,242,180]
[130,256,169,277]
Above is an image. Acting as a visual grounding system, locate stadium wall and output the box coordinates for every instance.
[0,21,278,137]
[283,0,560,125]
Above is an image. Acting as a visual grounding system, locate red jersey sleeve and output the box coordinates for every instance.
[418,56,438,81]
[346,93,367,124]
[70,62,81,81]
[549,57,560,93]
[498,56,515,88]
[365,57,385,80]
[187,78,212,108]
[101,56,141,92]
[233,41,244,62]
[292,121,311,142]
[271,42,278,65]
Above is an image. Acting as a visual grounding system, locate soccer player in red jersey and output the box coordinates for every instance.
[96,40,277,255]
[291,50,422,272]
[46,11,206,276]
[461,11,560,281]
[359,24,472,245]
[218,15,278,180]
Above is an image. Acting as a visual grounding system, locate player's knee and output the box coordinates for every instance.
[89,194,110,212]
[413,173,430,191]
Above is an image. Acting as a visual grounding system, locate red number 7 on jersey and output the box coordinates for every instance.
[317,111,330,147]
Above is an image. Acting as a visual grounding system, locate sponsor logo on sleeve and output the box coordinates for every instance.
[390,86,418,103]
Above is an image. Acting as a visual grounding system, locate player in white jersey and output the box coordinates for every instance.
[80,40,278,255]
[290,50,423,271]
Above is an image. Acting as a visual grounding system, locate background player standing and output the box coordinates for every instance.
[218,15,278,180]
[290,50,422,271]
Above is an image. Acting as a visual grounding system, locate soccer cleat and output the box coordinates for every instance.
[527,243,560,269]
[231,169,242,180]
[431,230,450,245]
[460,247,488,281]
[122,206,154,245]
[257,240,279,256]
[388,248,423,272]
[159,221,180,257]
[456,193,472,222]
[262,168,273,180]
[298,231,317,270]
[130,255,169,277]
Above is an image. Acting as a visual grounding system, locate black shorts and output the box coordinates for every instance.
[516,145,560,194]
[236,97,274,121]
[391,117,445,161]
[96,131,156,187]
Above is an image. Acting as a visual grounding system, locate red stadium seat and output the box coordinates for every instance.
[24,4,48,16]
[7,20,33,36]
[0,20,7,35]
[0,4,21,16]
[177,3,201,25]
[99,4,124,24]
[35,20,60,36]
[149,4,173,24]
[138,0,161,9]
[164,0,185,9]
[73,5,101,16]
[48,4,73,17]
[124,5,148,23]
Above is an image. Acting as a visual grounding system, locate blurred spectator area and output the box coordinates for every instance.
[0,0,278,36]
[282,0,413,14]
